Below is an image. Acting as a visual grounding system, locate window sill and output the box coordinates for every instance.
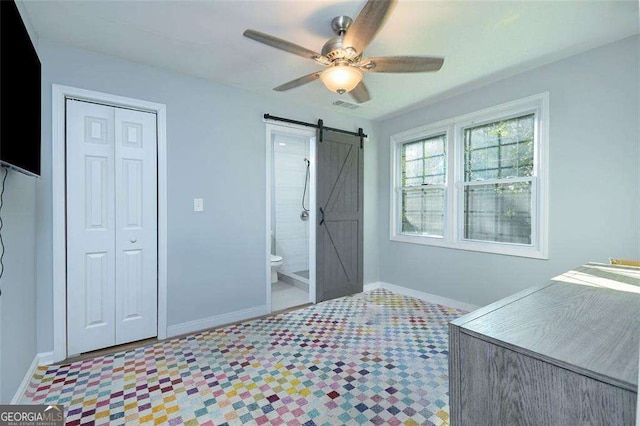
[390,234,548,260]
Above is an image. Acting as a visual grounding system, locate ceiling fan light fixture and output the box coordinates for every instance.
[320,65,363,94]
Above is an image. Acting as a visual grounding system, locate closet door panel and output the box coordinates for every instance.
[114,107,158,345]
[66,99,117,355]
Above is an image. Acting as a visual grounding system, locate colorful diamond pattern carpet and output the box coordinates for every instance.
[24,289,465,425]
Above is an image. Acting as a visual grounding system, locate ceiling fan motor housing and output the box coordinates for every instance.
[322,16,360,63]
[322,37,360,62]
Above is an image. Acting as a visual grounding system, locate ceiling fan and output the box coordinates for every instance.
[243,0,444,104]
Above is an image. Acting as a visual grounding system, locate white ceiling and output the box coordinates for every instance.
[22,0,639,120]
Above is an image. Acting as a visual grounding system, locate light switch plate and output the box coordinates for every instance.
[193,198,204,212]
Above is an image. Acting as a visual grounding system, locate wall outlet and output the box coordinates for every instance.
[193,198,204,212]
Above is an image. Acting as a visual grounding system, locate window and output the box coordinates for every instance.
[391,94,548,258]
[401,134,446,237]
[462,114,534,244]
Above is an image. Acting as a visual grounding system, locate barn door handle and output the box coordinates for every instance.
[319,207,325,226]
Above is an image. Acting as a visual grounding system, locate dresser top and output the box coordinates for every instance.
[452,263,640,391]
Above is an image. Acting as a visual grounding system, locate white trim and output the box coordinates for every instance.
[166,305,269,338]
[51,84,168,362]
[11,351,54,404]
[454,93,549,258]
[637,338,640,426]
[265,124,272,312]
[388,233,548,259]
[308,134,317,304]
[363,282,383,292]
[156,104,168,341]
[36,351,54,366]
[363,281,480,312]
[388,118,453,146]
[10,356,38,404]
[390,122,451,241]
[265,122,317,313]
[52,86,66,363]
[389,93,549,260]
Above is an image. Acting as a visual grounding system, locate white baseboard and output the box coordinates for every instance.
[37,351,54,367]
[166,305,270,338]
[11,351,54,404]
[363,282,383,292]
[363,281,480,312]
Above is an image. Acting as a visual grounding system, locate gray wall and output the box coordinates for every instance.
[376,35,639,307]
[36,40,377,352]
[0,172,38,403]
[0,2,39,403]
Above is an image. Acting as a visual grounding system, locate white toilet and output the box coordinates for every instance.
[270,254,283,284]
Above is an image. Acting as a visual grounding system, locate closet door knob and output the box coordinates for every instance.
[130,237,137,243]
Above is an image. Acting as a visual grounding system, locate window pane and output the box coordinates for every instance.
[464,114,534,181]
[402,134,446,186]
[404,141,423,161]
[463,182,532,244]
[403,158,424,181]
[401,188,444,237]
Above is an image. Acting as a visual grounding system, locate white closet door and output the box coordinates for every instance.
[114,107,157,344]
[67,100,158,355]
[66,100,117,354]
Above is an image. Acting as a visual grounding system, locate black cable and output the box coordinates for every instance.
[302,159,310,212]
[0,166,7,297]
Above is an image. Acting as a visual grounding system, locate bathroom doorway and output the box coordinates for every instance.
[266,123,316,312]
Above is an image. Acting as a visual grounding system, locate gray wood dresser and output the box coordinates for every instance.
[449,263,639,425]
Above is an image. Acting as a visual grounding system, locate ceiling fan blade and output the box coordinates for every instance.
[360,56,444,73]
[343,0,398,54]
[349,81,371,104]
[243,29,322,61]
[274,72,321,92]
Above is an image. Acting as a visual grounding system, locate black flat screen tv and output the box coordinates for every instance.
[0,0,41,177]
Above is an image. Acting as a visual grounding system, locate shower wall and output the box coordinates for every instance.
[273,133,310,275]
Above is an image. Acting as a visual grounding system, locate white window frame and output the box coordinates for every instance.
[391,121,454,245]
[390,93,549,259]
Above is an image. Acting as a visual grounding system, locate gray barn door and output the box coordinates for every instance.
[316,129,364,302]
